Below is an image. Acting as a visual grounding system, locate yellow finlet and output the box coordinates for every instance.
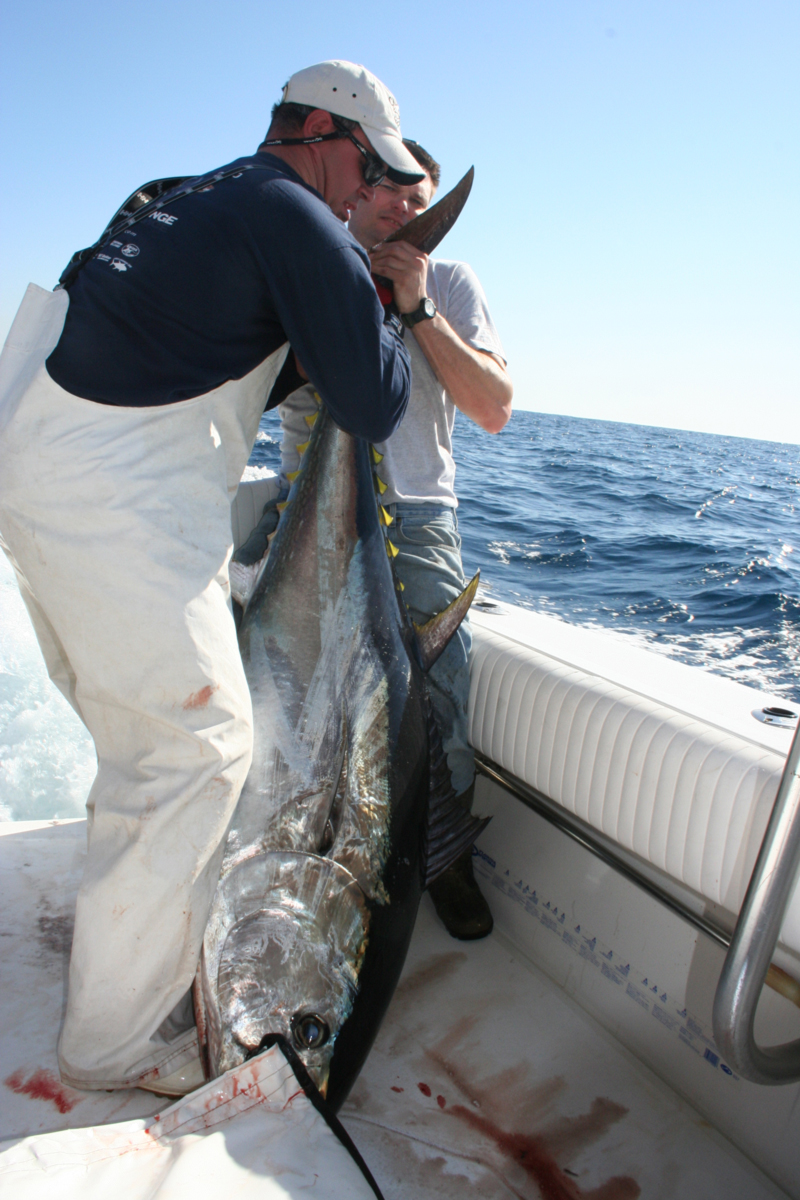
[398,581,405,591]
[286,470,300,483]
[313,391,322,406]
[380,505,393,527]
[374,475,388,495]
[305,412,318,428]
[296,441,309,455]
[371,447,384,464]
[386,540,399,558]
[276,502,288,513]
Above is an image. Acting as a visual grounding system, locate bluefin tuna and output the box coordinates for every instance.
[195,398,485,1109]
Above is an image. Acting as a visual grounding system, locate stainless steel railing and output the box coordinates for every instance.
[712,721,800,1084]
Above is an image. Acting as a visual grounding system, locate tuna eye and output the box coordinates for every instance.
[291,1013,329,1050]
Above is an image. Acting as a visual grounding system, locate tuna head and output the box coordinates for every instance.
[198,851,368,1092]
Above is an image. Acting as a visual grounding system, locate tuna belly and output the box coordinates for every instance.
[199,851,368,1087]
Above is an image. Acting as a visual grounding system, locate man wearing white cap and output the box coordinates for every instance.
[272,60,424,188]
[0,60,420,1097]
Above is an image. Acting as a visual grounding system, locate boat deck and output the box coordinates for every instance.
[0,819,786,1198]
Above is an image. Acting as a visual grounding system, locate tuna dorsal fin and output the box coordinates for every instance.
[413,571,480,673]
[423,700,490,889]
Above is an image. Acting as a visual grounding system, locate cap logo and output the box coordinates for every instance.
[387,92,400,130]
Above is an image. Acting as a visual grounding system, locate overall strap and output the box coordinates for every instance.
[56,162,272,290]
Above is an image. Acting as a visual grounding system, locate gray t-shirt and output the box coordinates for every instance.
[279,258,505,506]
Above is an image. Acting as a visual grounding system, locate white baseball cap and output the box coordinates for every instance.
[281,61,425,184]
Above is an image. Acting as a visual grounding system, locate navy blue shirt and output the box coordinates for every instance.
[47,155,410,444]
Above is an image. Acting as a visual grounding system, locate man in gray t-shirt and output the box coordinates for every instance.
[275,140,513,939]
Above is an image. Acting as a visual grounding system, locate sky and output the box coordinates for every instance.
[1,0,798,444]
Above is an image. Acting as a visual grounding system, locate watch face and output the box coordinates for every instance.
[401,297,437,328]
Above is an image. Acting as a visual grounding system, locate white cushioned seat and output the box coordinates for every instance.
[468,611,800,955]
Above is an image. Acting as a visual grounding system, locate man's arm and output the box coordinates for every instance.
[258,181,411,444]
[368,240,513,435]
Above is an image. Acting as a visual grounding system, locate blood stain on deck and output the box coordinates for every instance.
[393,952,468,1002]
[421,1020,639,1198]
[353,948,641,1196]
[451,1099,640,1200]
[5,1068,81,1114]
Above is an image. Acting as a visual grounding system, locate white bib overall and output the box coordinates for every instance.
[0,284,288,1088]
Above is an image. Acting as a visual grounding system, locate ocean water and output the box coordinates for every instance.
[1,411,798,821]
[252,408,800,703]
[458,411,800,702]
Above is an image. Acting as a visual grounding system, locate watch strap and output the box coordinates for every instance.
[400,298,437,329]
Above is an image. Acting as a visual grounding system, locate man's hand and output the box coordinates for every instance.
[369,241,429,315]
[369,245,513,434]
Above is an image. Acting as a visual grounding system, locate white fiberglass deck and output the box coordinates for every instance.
[0,820,786,1199]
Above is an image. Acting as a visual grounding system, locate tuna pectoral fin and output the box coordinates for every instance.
[413,571,480,672]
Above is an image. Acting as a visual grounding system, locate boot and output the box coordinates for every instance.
[138,1054,206,1097]
[429,848,493,941]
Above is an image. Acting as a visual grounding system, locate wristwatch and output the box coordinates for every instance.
[400,297,437,329]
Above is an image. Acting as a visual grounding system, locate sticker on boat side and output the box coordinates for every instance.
[471,847,740,1082]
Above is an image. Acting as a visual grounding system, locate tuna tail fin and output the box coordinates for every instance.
[413,571,480,673]
[423,700,490,888]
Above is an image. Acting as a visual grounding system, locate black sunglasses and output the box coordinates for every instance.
[262,121,387,189]
[331,119,387,187]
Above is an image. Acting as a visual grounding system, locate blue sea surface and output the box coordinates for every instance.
[252,409,800,703]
